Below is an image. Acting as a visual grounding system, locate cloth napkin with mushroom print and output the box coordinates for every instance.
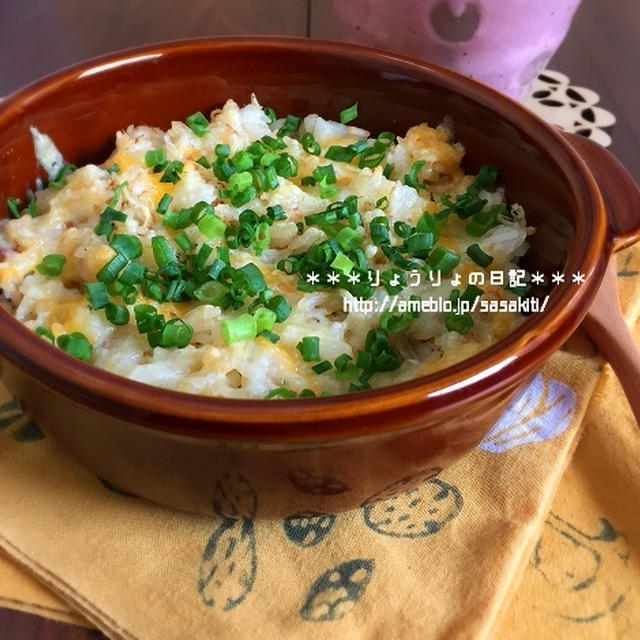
[0,247,639,640]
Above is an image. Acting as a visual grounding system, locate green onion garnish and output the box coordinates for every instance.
[383,163,394,179]
[325,145,357,163]
[266,295,291,322]
[35,326,55,343]
[105,302,130,326]
[160,161,184,184]
[85,282,109,310]
[297,336,321,362]
[151,236,177,268]
[145,148,166,170]
[6,197,21,218]
[254,307,277,333]
[331,253,355,275]
[119,261,145,285]
[235,262,267,295]
[444,313,473,335]
[106,164,120,174]
[375,196,389,210]
[466,243,493,268]
[254,221,271,256]
[49,164,76,189]
[197,213,226,239]
[405,232,435,258]
[427,247,460,275]
[96,253,128,283]
[263,106,276,123]
[56,332,92,362]
[94,206,126,239]
[36,253,66,276]
[110,234,142,260]
[196,156,211,169]
[215,143,231,158]
[335,226,362,252]
[109,181,128,207]
[258,329,280,343]
[311,360,332,374]
[404,160,426,189]
[160,318,192,348]
[301,132,321,155]
[339,102,358,124]
[156,193,173,214]
[265,387,296,399]
[186,111,210,137]
[220,313,257,345]
[193,280,227,305]
[174,231,193,253]
[277,114,301,138]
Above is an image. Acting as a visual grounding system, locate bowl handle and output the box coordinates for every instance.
[562,132,640,252]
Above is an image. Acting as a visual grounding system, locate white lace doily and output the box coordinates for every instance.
[523,70,616,148]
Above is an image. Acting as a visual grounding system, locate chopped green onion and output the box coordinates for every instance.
[416,211,440,237]
[277,114,301,138]
[36,253,66,276]
[444,313,473,335]
[105,302,130,326]
[156,193,173,214]
[6,197,21,218]
[49,164,76,189]
[106,164,120,174]
[473,165,499,190]
[215,143,230,158]
[193,280,227,305]
[311,360,332,374]
[220,313,257,345]
[186,111,209,137]
[94,206,127,239]
[119,261,145,285]
[405,232,435,258]
[427,247,460,275]
[339,102,358,124]
[36,326,55,343]
[380,309,413,333]
[85,282,109,309]
[375,196,389,210]
[265,387,296,399]
[297,336,320,362]
[325,145,357,163]
[258,329,280,343]
[160,318,192,348]
[330,253,355,275]
[383,163,394,179]
[96,253,128,282]
[110,234,142,260]
[56,332,92,362]
[235,262,267,295]
[335,226,362,251]
[301,132,321,155]
[254,307,277,333]
[393,221,412,238]
[145,148,166,169]
[134,304,159,333]
[171,231,191,253]
[466,243,493,268]
[160,161,184,184]
[109,181,128,207]
[266,295,291,322]
[151,236,177,268]
[197,213,226,239]
[404,160,426,189]
[254,221,270,255]
[370,217,391,245]
[263,106,276,123]
[461,284,484,303]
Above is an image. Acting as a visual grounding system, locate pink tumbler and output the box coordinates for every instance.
[331,0,581,99]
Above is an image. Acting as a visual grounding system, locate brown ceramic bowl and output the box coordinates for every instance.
[0,38,638,517]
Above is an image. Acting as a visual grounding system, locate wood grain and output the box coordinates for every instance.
[0,0,637,637]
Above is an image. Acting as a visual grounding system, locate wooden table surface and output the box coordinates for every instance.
[0,0,637,637]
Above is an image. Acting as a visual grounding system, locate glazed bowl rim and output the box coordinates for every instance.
[0,36,607,437]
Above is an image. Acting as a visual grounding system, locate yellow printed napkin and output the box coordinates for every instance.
[0,248,638,639]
